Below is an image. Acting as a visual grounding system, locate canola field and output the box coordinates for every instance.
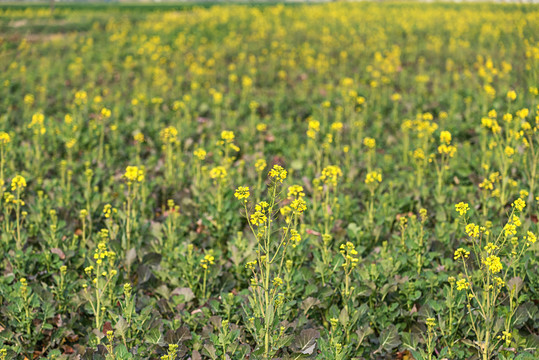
[0,2,538,359]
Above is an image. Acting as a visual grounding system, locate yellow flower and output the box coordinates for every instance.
[363,137,376,149]
[289,229,301,246]
[134,132,145,143]
[426,318,436,328]
[250,102,259,112]
[341,77,354,87]
[160,126,179,144]
[268,165,287,183]
[213,92,223,105]
[256,201,269,212]
[307,119,320,139]
[290,198,307,214]
[413,148,425,160]
[255,159,267,173]
[340,241,359,269]
[526,231,536,244]
[221,130,235,143]
[484,84,496,98]
[24,94,34,106]
[483,255,502,274]
[456,279,470,291]
[234,186,250,200]
[250,211,267,226]
[331,122,344,132]
[512,198,526,212]
[0,131,11,144]
[506,90,517,101]
[209,166,227,180]
[308,119,320,132]
[503,113,513,123]
[245,260,257,270]
[124,166,144,183]
[200,254,215,270]
[481,117,493,128]
[504,146,515,157]
[437,144,457,157]
[440,130,452,145]
[365,171,382,185]
[321,165,343,186]
[516,108,529,119]
[479,179,493,190]
[100,107,112,118]
[287,185,305,198]
[484,242,498,254]
[11,175,26,191]
[241,75,252,88]
[455,202,469,216]
[465,223,480,238]
[454,248,470,260]
[194,148,207,161]
[503,223,517,236]
[103,204,116,219]
[28,112,46,135]
[512,215,521,227]
[65,138,77,149]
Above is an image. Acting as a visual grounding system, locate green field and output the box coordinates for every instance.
[0,2,538,359]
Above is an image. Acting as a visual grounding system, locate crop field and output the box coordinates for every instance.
[0,2,538,359]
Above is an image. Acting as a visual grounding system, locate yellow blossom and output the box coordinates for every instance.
[11,175,26,191]
[363,137,376,149]
[234,186,250,200]
[483,255,502,274]
[454,248,470,260]
[365,171,382,185]
[124,166,144,183]
[268,165,287,183]
[440,130,452,145]
[455,202,469,216]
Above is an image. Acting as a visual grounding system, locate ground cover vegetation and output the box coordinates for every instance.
[0,2,538,359]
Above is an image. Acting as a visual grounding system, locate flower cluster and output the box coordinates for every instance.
[365,171,382,185]
[124,166,144,183]
[268,165,287,183]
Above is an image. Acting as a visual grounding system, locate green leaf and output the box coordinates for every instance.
[171,287,195,303]
[145,326,162,345]
[300,297,321,315]
[514,302,537,327]
[114,316,128,339]
[202,343,218,360]
[114,344,132,359]
[356,325,374,347]
[375,324,401,354]
[291,329,320,355]
[339,307,349,327]
[125,248,137,268]
[401,332,419,351]
[515,353,536,360]
[507,277,523,294]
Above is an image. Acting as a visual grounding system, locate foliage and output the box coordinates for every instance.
[0,2,538,359]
